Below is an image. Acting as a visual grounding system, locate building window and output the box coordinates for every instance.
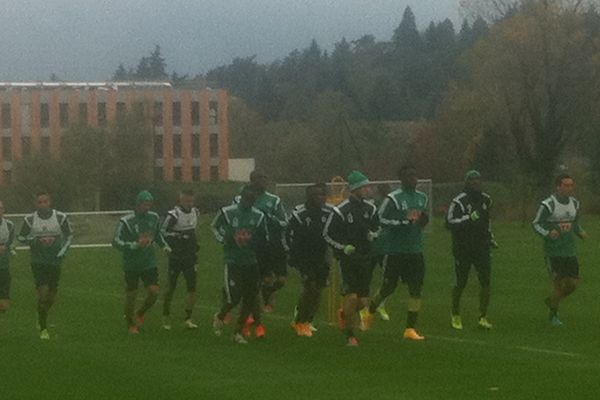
[210,166,219,182]
[2,137,11,160]
[2,104,11,129]
[79,103,88,124]
[192,133,200,157]
[116,102,126,121]
[97,102,107,126]
[172,102,181,126]
[209,134,219,157]
[192,166,201,181]
[22,137,31,158]
[3,170,11,185]
[191,101,200,126]
[154,166,163,181]
[209,101,218,125]
[153,102,163,126]
[41,103,50,128]
[59,103,69,128]
[174,166,182,181]
[173,134,182,158]
[41,136,51,155]
[154,135,163,158]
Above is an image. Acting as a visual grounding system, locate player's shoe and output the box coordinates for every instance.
[346,336,359,347]
[308,323,318,332]
[403,328,425,341]
[296,323,313,337]
[135,313,145,327]
[292,322,303,336]
[162,316,172,330]
[242,322,252,338]
[376,305,390,321]
[451,315,463,330]
[223,312,233,325]
[232,332,248,344]
[184,319,198,329]
[212,313,224,336]
[255,324,266,339]
[128,325,140,335]
[478,317,493,330]
[246,314,255,325]
[551,315,563,327]
[39,329,50,340]
[359,308,374,331]
[337,308,346,330]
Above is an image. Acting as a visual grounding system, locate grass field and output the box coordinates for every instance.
[2,217,600,400]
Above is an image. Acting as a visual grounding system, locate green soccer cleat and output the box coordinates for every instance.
[451,315,463,330]
[478,317,493,330]
[376,305,390,321]
[39,329,50,340]
[359,308,374,331]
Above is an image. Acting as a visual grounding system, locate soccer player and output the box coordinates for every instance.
[532,174,587,326]
[17,191,73,340]
[211,185,268,344]
[245,170,288,312]
[112,191,171,334]
[324,171,379,346]
[0,201,16,315]
[367,165,429,340]
[371,183,392,321]
[161,189,200,330]
[288,183,332,337]
[447,170,495,330]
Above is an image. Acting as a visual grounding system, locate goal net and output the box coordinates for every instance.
[276,178,433,324]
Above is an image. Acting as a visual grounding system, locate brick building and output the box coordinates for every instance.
[0,82,229,184]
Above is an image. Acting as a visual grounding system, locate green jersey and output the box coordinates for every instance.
[532,194,584,257]
[112,211,170,271]
[18,210,73,266]
[0,218,15,270]
[236,190,286,247]
[377,188,429,255]
[211,204,267,265]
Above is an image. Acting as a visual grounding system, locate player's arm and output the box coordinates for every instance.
[160,212,179,240]
[153,216,171,252]
[532,203,556,238]
[210,209,227,243]
[417,194,429,227]
[286,211,302,263]
[447,198,469,229]
[573,200,587,239]
[323,209,349,253]
[112,219,138,251]
[273,199,288,228]
[56,213,73,258]
[17,216,33,245]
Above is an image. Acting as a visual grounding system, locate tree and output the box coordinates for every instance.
[112,63,130,81]
[440,2,600,190]
[135,45,168,81]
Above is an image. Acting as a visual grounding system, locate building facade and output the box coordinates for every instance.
[0,82,229,184]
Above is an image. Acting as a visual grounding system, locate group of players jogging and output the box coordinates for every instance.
[0,167,586,345]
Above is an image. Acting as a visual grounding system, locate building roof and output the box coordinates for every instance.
[0,81,173,90]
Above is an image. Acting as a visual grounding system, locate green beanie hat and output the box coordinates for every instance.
[347,170,370,192]
[136,190,154,205]
[465,170,481,181]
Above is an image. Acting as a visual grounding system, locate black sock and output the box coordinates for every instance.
[38,308,48,330]
[185,308,193,320]
[344,327,354,338]
[406,311,418,329]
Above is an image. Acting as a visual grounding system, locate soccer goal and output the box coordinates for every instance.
[6,210,131,250]
[276,178,433,324]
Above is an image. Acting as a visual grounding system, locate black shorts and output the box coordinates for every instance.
[0,269,10,299]
[454,251,491,287]
[124,268,159,291]
[385,253,426,287]
[258,246,287,278]
[31,264,61,290]
[224,263,261,306]
[547,256,579,280]
[340,255,374,297]
[167,259,198,292]
[298,261,330,289]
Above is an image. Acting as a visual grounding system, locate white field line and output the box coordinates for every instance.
[58,285,584,358]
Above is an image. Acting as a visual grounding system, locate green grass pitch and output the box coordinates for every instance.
[2,217,600,399]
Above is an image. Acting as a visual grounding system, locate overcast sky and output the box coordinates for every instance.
[0,0,460,81]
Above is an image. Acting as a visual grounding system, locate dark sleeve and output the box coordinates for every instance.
[323,211,346,251]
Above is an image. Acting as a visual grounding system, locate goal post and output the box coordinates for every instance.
[276,178,433,324]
